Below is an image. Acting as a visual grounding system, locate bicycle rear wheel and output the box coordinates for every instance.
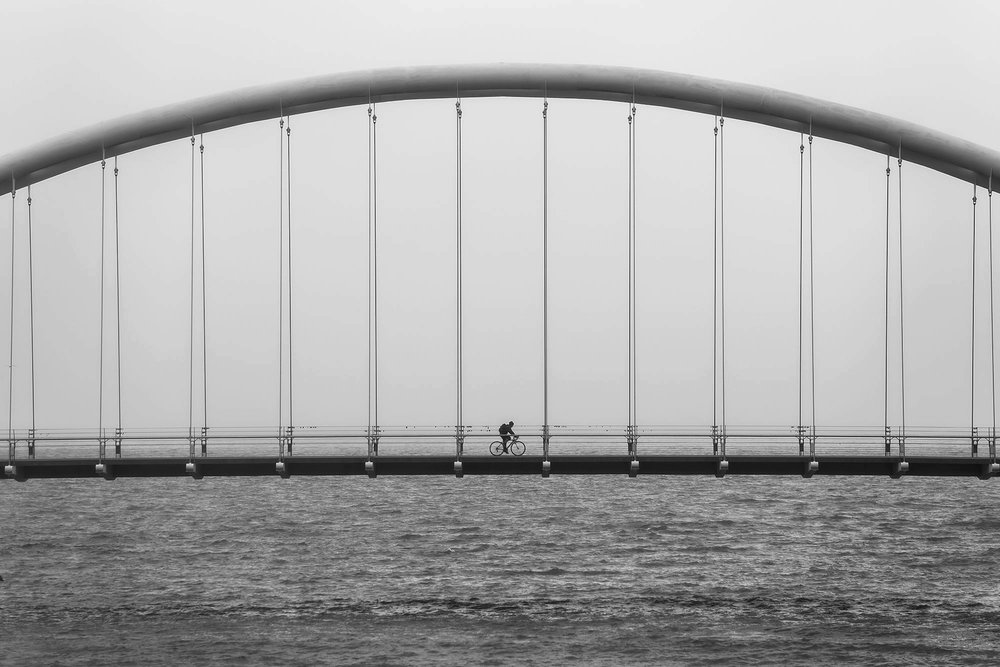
[489,441,504,456]
[510,440,525,456]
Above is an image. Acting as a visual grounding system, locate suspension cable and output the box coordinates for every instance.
[631,101,638,432]
[27,186,35,441]
[114,157,122,436]
[898,150,906,444]
[200,136,208,434]
[719,116,727,439]
[798,134,804,437]
[456,97,463,441]
[884,155,891,445]
[713,118,718,436]
[972,183,978,437]
[277,116,285,442]
[367,104,372,445]
[627,102,636,433]
[286,117,293,439]
[99,154,106,440]
[367,102,379,446]
[189,132,196,444]
[542,96,548,450]
[373,105,379,437]
[809,132,817,440]
[990,180,996,440]
[7,179,15,444]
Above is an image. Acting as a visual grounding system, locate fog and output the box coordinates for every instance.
[1,0,997,436]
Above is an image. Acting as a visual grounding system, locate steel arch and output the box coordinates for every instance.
[2,63,999,196]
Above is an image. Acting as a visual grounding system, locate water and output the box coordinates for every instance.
[2,475,999,665]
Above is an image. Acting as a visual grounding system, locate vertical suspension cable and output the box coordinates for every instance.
[189,133,196,445]
[627,108,632,434]
[798,134,804,438]
[627,102,635,434]
[456,98,463,443]
[367,103,379,446]
[27,186,35,443]
[367,104,372,445]
[990,183,996,441]
[884,155,891,446]
[898,151,906,444]
[286,117,293,438]
[631,101,638,432]
[719,116,726,439]
[542,96,548,450]
[373,106,379,437]
[99,155,106,441]
[7,180,15,444]
[277,116,285,443]
[808,133,817,441]
[200,136,208,434]
[712,119,718,437]
[114,157,122,436]
[972,183,978,439]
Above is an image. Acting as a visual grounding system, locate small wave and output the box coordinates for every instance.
[445,533,490,546]
[910,556,990,569]
[950,517,1000,531]
[611,545,657,555]
[500,567,569,576]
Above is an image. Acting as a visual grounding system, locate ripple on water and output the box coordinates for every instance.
[2,476,1000,665]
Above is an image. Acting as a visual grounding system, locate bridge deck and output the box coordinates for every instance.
[4,455,997,480]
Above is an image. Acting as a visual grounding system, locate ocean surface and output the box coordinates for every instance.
[2,474,999,665]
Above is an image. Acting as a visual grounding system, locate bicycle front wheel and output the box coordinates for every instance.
[510,440,525,456]
[489,441,505,456]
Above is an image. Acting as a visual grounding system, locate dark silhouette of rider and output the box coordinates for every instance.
[499,421,516,450]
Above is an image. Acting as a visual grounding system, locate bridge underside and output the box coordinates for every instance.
[4,455,996,481]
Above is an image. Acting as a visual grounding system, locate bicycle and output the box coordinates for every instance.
[489,436,525,456]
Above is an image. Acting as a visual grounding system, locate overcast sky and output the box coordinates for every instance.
[1,0,998,439]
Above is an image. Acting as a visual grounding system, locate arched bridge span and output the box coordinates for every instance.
[4,64,1000,481]
[2,63,1000,195]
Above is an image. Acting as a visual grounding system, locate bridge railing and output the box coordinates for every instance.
[5,424,997,462]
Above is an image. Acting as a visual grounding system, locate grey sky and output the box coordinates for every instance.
[1,0,998,435]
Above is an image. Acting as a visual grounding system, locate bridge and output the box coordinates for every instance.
[2,64,999,481]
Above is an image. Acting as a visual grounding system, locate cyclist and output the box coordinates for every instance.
[498,421,516,453]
